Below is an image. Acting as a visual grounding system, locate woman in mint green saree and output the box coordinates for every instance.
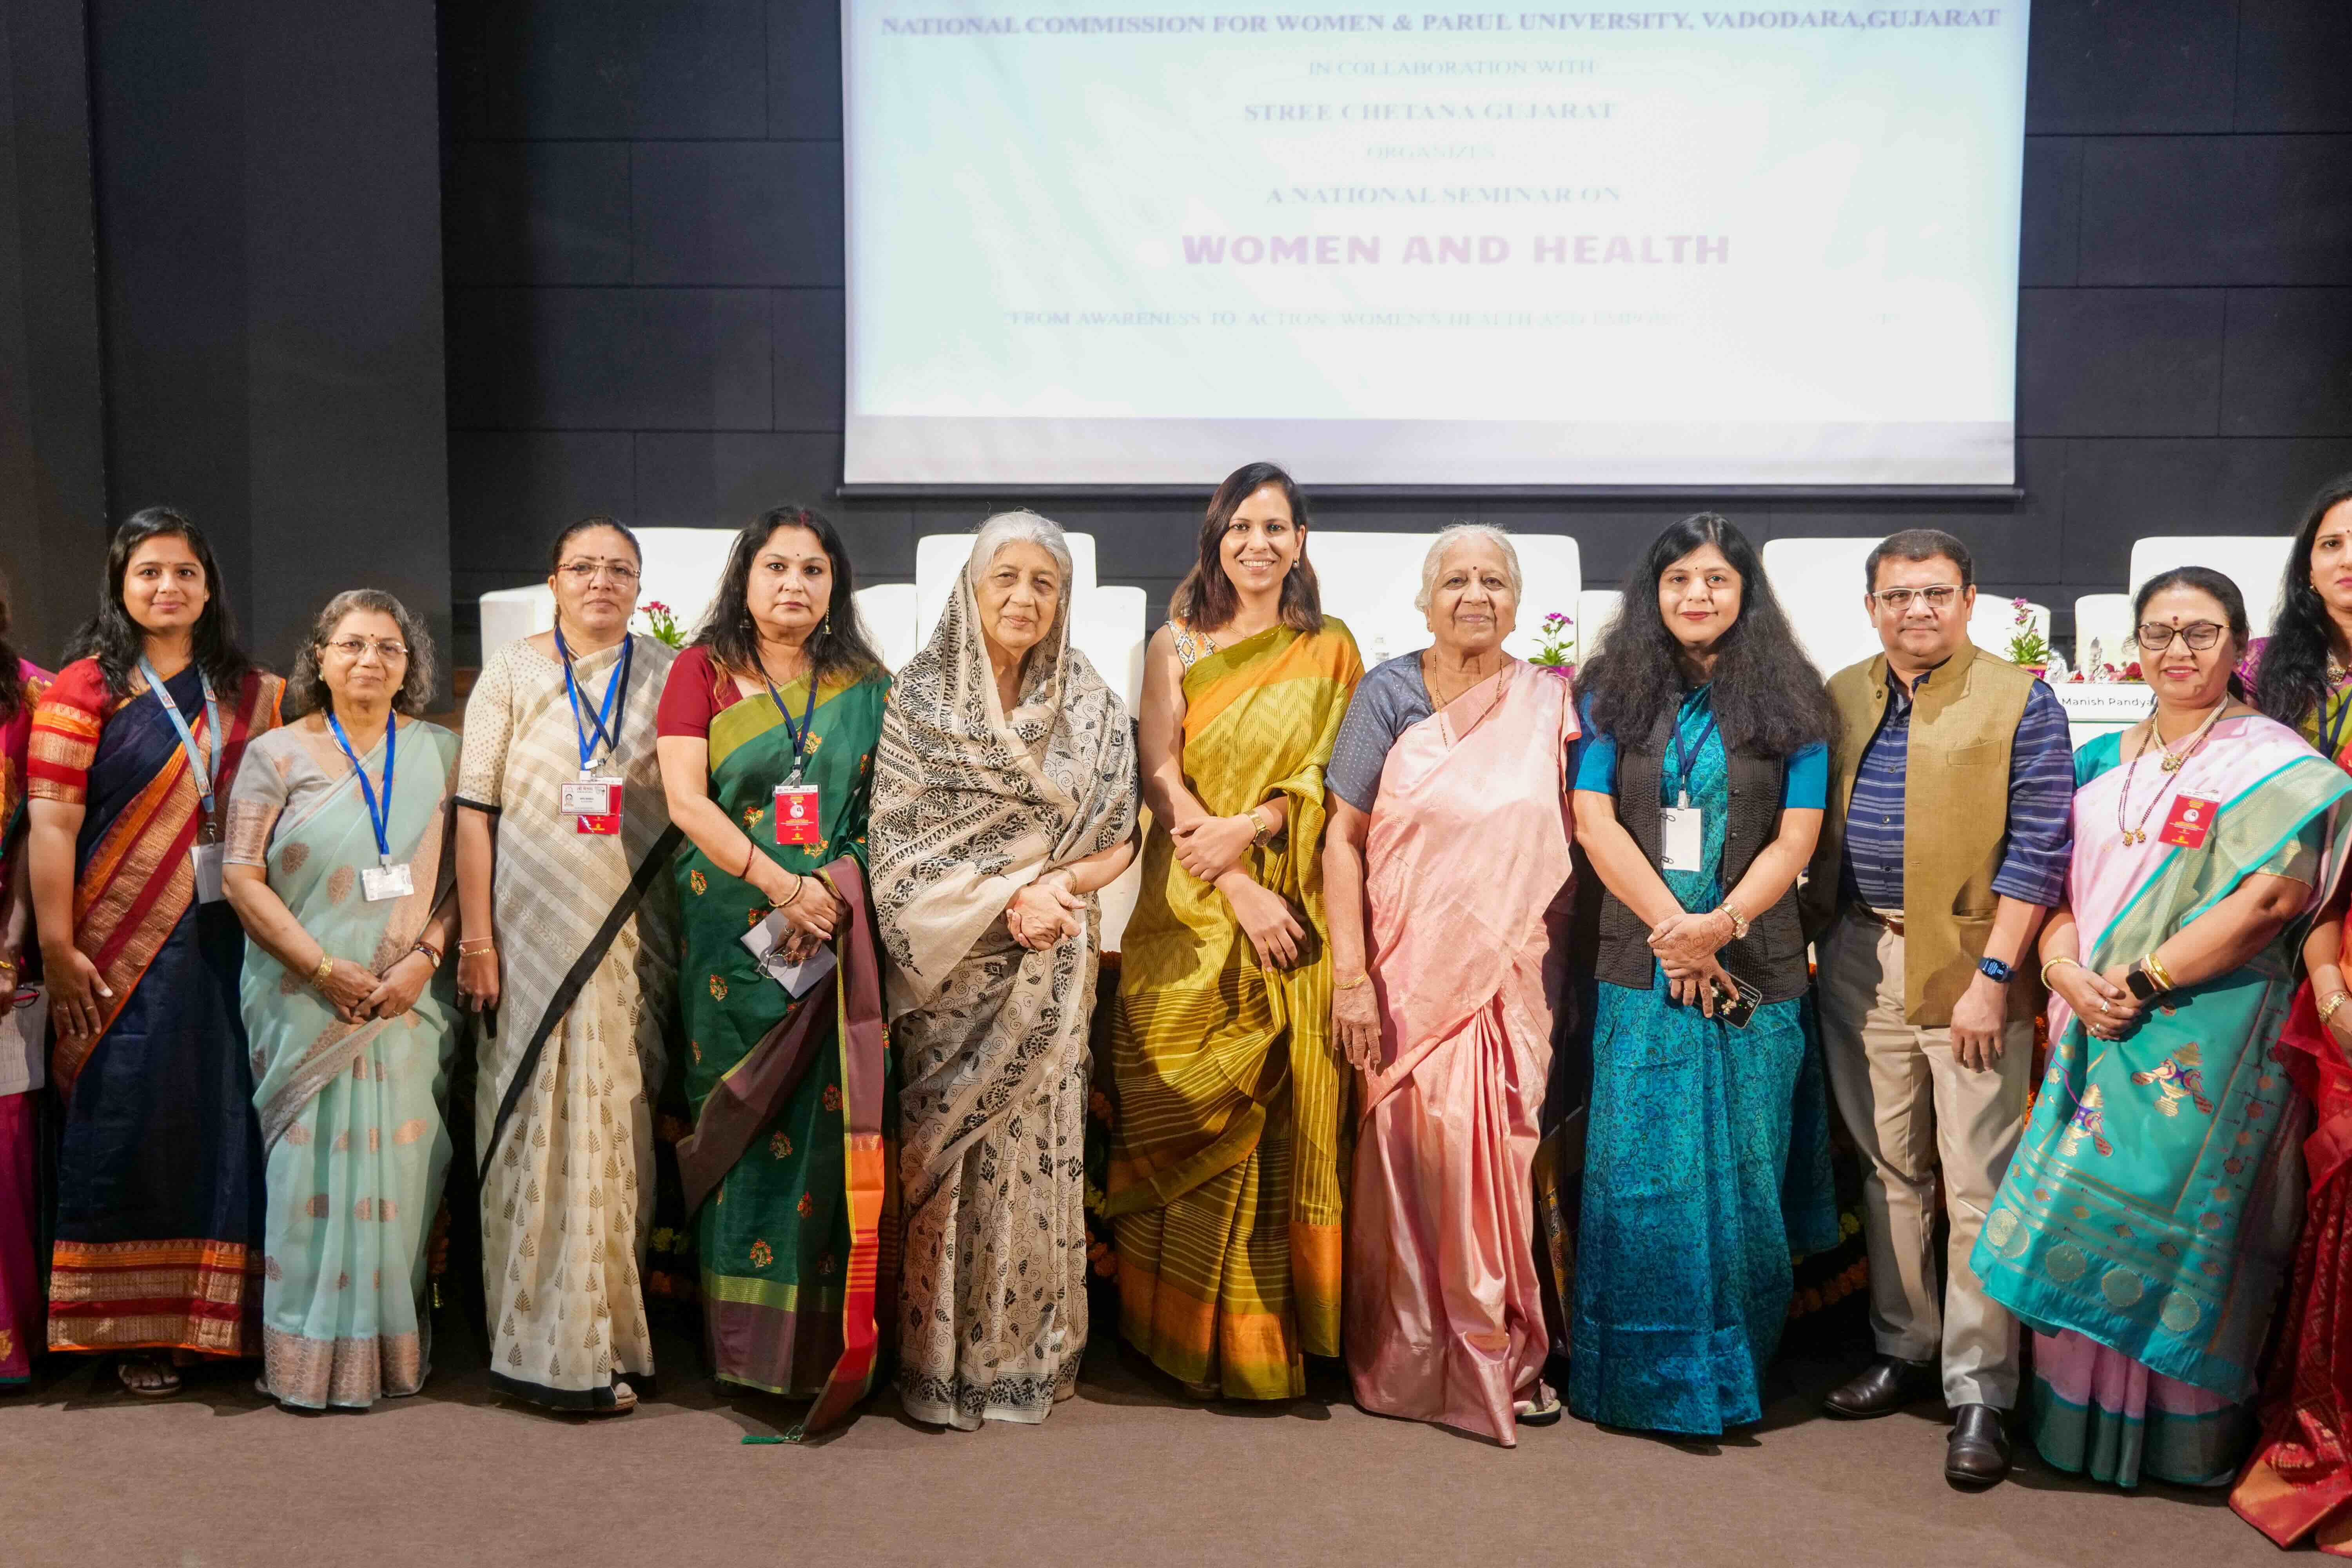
[1978,567,2352,1488]
[221,591,460,1410]
[657,507,893,1436]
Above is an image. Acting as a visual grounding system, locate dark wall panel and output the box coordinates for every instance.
[441,0,2352,652]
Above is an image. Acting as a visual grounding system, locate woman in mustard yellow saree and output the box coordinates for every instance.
[1106,463,1361,1400]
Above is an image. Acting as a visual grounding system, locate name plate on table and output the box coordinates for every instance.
[2053,683,2154,726]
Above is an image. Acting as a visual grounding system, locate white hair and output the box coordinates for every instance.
[968,509,1074,588]
[1415,522,1522,612]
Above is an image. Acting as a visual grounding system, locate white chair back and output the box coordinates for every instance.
[1308,530,1581,668]
[2128,537,2294,639]
[852,583,920,673]
[1760,539,1878,677]
[1573,589,1622,664]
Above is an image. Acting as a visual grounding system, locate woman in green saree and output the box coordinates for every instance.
[221,590,459,1410]
[656,506,893,1435]
[1978,566,2352,1488]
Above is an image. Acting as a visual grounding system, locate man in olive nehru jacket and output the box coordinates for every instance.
[1799,528,2076,1488]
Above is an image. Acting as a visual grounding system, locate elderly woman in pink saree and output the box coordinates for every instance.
[1325,525,1579,1445]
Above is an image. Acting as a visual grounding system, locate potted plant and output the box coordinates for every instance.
[641,599,688,650]
[2004,597,2051,678]
[1530,611,1576,681]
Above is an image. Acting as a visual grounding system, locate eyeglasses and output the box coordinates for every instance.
[323,637,409,662]
[1867,584,1964,612]
[557,560,641,586]
[2134,621,2227,653]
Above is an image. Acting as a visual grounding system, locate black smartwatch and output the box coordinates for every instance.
[1977,956,2013,984]
[2124,965,2161,1003]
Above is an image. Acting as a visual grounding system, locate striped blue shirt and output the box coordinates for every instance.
[1840,667,2075,912]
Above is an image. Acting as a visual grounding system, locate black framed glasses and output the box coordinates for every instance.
[2133,621,2226,653]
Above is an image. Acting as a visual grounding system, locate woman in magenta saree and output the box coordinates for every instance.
[1976,567,2352,1489]
[1326,528,1579,1445]
[0,581,54,1388]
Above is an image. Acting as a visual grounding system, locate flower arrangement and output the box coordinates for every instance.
[2004,597,2051,673]
[641,599,687,650]
[1531,611,1576,679]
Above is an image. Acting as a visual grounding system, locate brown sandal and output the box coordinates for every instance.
[583,1379,637,1417]
[116,1356,182,1399]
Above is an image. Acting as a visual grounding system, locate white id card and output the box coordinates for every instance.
[361,862,416,902]
[190,841,227,904]
[1660,806,1704,873]
[561,776,624,835]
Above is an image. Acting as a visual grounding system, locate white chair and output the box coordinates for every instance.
[1309,530,1582,668]
[1573,589,1622,663]
[1071,585,1147,713]
[2073,593,2135,675]
[477,583,556,654]
[1760,539,1878,677]
[2129,537,2294,638]
[853,583,920,673]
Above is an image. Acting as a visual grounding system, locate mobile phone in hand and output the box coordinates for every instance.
[1711,974,1764,1029]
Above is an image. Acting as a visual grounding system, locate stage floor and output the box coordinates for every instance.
[0,1316,2285,1567]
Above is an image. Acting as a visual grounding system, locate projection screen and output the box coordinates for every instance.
[841,4,2031,488]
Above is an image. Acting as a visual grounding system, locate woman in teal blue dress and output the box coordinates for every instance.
[1568,513,1842,1436]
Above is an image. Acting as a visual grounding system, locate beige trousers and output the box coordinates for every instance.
[1817,906,2032,1408]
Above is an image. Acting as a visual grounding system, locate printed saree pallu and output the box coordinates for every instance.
[235,721,461,1408]
[1973,715,2352,1488]
[2239,682,2352,1549]
[673,671,892,1435]
[870,558,1138,1428]
[32,660,280,1356]
[1345,661,1576,1445]
[1106,620,1361,1399]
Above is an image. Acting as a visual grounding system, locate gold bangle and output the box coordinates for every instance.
[2320,990,2350,1025]
[310,951,336,987]
[1335,971,1370,991]
[2039,956,2082,987]
[2141,951,2176,993]
[456,937,495,955]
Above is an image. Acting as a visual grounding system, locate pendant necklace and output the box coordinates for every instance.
[2115,701,2227,845]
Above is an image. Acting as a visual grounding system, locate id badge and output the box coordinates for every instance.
[2158,793,2220,850]
[562,776,624,836]
[1660,806,1704,873]
[774,783,821,846]
[361,862,416,902]
[190,841,226,904]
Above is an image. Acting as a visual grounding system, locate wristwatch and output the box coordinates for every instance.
[2125,965,2161,1003]
[1977,956,2013,984]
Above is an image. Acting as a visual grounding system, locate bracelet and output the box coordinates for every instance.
[1717,902,1749,942]
[739,840,759,881]
[781,873,806,909]
[1335,971,1369,991]
[310,951,336,988]
[456,937,495,956]
[411,940,444,968]
[2321,991,2351,1025]
[2141,951,2176,993]
[2039,956,2082,987]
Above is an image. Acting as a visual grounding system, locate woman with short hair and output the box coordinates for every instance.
[0,576,53,1390]
[1324,523,1579,1445]
[871,511,1138,1428]
[454,515,680,1416]
[1105,460,1362,1401]
[28,508,284,1396]
[1989,566,2352,1492]
[221,590,460,1409]
[1568,511,1841,1437]
[655,504,893,1434]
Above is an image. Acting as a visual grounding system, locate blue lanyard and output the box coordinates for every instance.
[555,626,632,774]
[326,711,397,866]
[760,671,819,786]
[1667,696,1720,808]
[139,657,223,822]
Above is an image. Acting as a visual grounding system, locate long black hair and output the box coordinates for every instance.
[693,505,883,686]
[69,507,254,702]
[2252,472,2352,729]
[0,570,24,726]
[2137,565,2251,702]
[1581,512,1836,759]
[1169,461,1324,635]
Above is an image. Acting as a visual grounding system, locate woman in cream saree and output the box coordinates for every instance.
[872,513,1137,1428]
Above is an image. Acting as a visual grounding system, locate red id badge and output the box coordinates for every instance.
[774,783,820,846]
[561,777,623,836]
[2158,793,2219,849]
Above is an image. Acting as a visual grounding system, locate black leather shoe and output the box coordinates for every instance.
[1945,1403,2012,1488]
[1822,1355,1935,1419]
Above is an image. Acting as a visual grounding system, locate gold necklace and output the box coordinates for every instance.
[2115,703,2227,845]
